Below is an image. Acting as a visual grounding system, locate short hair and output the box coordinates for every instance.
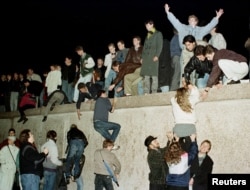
[8,128,15,133]
[108,43,115,48]
[70,124,78,129]
[201,139,212,151]
[188,15,199,23]
[97,90,106,98]
[183,35,196,44]
[46,130,57,140]
[203,44,216,55]
[77,82,86,90]
[117,40,125,45]
[133,36,141,43]
[112,61,120,68]
[194,45,205,56]
[145,19,154,25]
[19,129,31,144]
[103,139,114,148]
[75,45,84,51]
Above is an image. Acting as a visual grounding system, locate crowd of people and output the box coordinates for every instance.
[0,2,250,190]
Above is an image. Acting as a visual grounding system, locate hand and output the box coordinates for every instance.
[189,178,194,185]
[109,84,115,91]
[153,56,158,62]
[164,4,170,13]
[190,133,196,142]
[201,90,208,100]
[173,133,179,142]
[43,147,49,155]
[116,87,123,93]
[110,106,115,113]
[216,8,224,19]
[77,110,82,120]
[166,131,174,141]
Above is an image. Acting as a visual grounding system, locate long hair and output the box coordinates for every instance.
[175,87,192,113]
[165,141,185,165]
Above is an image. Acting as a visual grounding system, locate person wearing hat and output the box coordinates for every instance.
[144,132,173,190]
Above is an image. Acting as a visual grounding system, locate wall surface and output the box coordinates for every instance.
[0,83,250,190]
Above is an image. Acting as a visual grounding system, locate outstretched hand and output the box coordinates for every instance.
[216,9,224,19]
[164,4,170,13]
[77,110,82,120]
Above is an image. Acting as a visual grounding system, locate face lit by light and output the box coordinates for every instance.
[196,55,206,61]
[205,53,214,61]
[145,23,153,31]
[150,139,160,149]
[199,142,211,153]
[28,132,35,144]
[188,17,198,27]
[184,42,196,52]
[117,42,124,50]
[108,46,116,54]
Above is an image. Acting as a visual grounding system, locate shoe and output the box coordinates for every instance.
[64,174,71,185]
[17,117,24,123]
[227,80,240,85]
[50,103,55,111]
[112,145,120,151]
[42,116,47,122]
[23,118,28,124]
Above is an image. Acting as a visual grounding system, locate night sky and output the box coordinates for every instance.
[2,0,250,75]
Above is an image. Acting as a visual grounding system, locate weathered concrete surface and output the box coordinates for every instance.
[0,83,250,190]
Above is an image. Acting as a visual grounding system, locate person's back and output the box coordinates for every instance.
[208,26,227,50]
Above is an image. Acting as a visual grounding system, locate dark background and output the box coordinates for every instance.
[2,0,250,75]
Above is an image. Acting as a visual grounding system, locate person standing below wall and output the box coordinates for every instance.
[94,139,121,190]
[189,140,214,190]
[140,19,163,94]
[64,124,88,184]
[165,134,198,190]
[0,133,20,190]
[41,130,62,190]
[19,129,48,190]
[144,132,173,190]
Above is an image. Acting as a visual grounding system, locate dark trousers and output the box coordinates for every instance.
[150,183,167,190]
[18,104,35,117]
[95,174,114,190]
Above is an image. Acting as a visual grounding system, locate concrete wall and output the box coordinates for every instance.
[1,83,250,190]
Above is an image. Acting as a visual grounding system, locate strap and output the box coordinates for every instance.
[7,145,17,167]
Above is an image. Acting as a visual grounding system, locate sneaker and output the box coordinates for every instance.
[23,118,28,124]
[227,80,240,85]
[42,116,47,122]
[112,145,120,151]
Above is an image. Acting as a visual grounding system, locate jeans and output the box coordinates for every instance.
[196,73,209,89]
[43,170,57,190]
[104,70,117,96]
[76,176,84,190]
[94,120,121,142]
[62,80,74,102]
[21,174,40,190]
[65,139,85,178]
[95,174,114,190]
[137,80,144,95]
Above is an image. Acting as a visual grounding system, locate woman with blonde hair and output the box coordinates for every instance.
[170,82,200,151]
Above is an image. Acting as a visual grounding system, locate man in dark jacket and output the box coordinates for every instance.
[184,45,213,88]
[76,82,102,120]
[64,124,88,183]
[144,132,173,190]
